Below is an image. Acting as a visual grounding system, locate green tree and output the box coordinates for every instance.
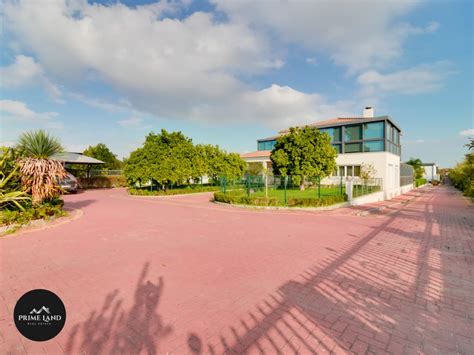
[83,143,122,170]
[124,130,195,189]
[449,142,474,197]
[406,158,424,179]
[270,127,337,190]
[16,130,67,204]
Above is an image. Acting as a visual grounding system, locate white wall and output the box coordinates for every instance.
[423,165,438,181]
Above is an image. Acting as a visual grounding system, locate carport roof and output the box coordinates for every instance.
[50,152,105,164]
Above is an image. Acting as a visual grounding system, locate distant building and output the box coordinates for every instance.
[421,163,439,182]
[241,107,410,199]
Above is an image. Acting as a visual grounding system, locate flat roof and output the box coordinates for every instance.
[50,152,105,164]
[279,116,402,133]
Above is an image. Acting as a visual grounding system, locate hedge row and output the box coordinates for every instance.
[415,178,427,187]
[79,176,127,188]
[213,192,346,207]
[129,185,220,196]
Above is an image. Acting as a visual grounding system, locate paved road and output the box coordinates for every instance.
[1,186,473,354]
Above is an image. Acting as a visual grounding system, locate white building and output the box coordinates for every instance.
[421,163,439,182]
[241,107,409,199]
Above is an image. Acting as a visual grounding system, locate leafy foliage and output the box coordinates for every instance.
[124,130,246,189]
[16,130,67,204]
[406,158,424,179]
[449,150,474,197]
[17,130,62,158]
[129,185,219,196]
[1,198,65,227]
[0,147,30,211]
[83,143,123,169]
[213,191,345,207]
[270,127,337,190]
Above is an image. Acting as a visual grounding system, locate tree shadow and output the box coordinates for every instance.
[64,199,97,209]
[65,262,172,354]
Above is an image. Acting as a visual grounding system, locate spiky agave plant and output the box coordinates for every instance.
[17,130,67,204]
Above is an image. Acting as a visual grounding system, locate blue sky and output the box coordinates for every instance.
[0,0,472,167]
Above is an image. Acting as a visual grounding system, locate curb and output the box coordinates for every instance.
[0,207,83,238]
[212,200,349,211]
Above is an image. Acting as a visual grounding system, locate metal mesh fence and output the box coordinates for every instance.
[219,175,383,205]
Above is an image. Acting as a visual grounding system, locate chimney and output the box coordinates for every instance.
[363,106,374,118]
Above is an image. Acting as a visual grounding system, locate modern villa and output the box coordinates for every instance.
[241,107,409,199]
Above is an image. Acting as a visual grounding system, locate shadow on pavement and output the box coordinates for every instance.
[188,185,473,353]
[64,262,172,354]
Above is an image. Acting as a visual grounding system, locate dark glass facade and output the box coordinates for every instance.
[257,119,401,155]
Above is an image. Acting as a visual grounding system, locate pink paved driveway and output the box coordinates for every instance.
[1,186,473,354]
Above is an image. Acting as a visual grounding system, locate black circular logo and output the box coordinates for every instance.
[14,289,66,341]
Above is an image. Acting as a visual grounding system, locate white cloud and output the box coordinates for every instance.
[1,0,354,128]
[118,116,143,127]
[0,55,62,100]
[357,62,452,95]
[213,0,437,72]
[305,57,318,66]
[460,129,474,136]
[0,99,62,129]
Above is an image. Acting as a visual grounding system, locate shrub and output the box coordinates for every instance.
[415,178,427,187]
[79,176,127,188]
[129,185,220,196]
[0,200,66,226]
[213,192,345,207]
[287,195,345,207]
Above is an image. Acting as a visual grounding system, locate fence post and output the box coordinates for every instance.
[346,179,353,204]
[246,176,250,196]
[340,176,343,195]
[317,176,321,198]
[284,175,288,205]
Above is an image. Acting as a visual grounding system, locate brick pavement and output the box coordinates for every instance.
[0,185,472,354]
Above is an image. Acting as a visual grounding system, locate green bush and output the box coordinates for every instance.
[0,200,66,226]
[129,185,220,196]
[79,176,127,188]
[287,195,345,207]
[213,191,345,207]
[449,152,474,197]
[415,178,427,187]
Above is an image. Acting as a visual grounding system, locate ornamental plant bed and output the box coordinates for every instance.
[214,191,346,207]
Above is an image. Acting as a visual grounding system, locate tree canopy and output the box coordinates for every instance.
[406,158,424,179]
[83,143,122,169]
[123,130,246,188]
[270,126,337,190]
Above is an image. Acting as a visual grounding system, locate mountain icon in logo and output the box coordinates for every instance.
[29,306,50,314]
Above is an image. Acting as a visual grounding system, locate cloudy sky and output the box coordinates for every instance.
[0,0,472,167]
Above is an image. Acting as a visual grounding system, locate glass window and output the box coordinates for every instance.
[344,142,362,153]
[394,131,399,144]
[332,127,341,142]
[321,127,341,142]
[386,122,391,141]
[363,122,384,140]
[347,166,353,176]
[258,140,275,151]
[345,125,362,141]
[332,144,341,153]
[354,166,361,176]
[339,166,345,176]
[364,140,384,152]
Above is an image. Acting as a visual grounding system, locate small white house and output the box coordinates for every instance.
[421,163,439,182]
[241,107,410,199]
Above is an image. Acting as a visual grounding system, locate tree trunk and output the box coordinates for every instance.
[299,176,305,191]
